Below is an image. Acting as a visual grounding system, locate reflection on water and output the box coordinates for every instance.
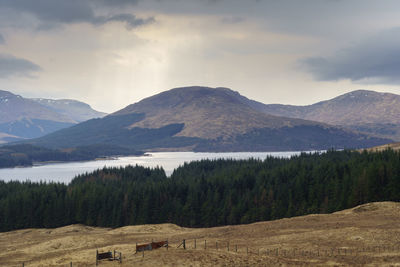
[0,151,302,184]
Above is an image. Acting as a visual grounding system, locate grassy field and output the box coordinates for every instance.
[363,142,400,152]
[0,202,399,266]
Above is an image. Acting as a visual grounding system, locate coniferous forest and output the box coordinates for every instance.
[0,149,399,232]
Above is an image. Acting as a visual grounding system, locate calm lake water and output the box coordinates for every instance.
[0,151,302,184]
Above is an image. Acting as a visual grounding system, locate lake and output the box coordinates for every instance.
[0,151,303,184]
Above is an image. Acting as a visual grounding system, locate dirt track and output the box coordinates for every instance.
[1,202,399,266]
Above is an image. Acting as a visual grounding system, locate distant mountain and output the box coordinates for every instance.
[31,98,106,122]
[0,90,106,143]
[0,90,73,124]
[28,86,390,152]
[255,90,400,141]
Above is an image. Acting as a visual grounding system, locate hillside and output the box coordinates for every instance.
[361,142,400,152]
[28,86,390,152]
[0,90,106,143]
[0,202,399,266]
[257,90,400,141]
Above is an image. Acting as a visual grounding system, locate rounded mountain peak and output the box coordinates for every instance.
[114,86,243,115]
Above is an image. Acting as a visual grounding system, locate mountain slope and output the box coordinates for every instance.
[29,86,390,151]
[0,90,106,142]
[31,98,106,122]
[255,90,400,141]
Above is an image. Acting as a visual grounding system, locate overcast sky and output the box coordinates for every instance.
[1,0,400,112]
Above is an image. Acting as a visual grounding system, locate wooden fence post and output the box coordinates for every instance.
[216,241,218,250]
[96,250,98,266]
[119,252,122,263]
[183,239,186,250]
[227,241,229,251]
[194,239,196,249]
[235,245,237,252]
[246,246,248,255]
[167,239,169,251]
[70,262,72,267]
[205,240,207,250]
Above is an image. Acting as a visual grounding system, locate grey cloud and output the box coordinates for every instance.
[93,0,139,7]
[0,0,153,29]
[0,33,4,44]
[0,54,42,78]
[221,17,244,24]
[299,28,400,84]
[0,0,94,24]
[134,0,400,40]
[1,0,400,37]
[94,13,155,29]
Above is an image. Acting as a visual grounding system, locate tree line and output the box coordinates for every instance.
[0,149,399,232]
[0,144,142,168]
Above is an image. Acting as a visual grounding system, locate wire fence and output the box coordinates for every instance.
[18,238,400,266]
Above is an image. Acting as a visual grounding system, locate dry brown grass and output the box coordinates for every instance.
[1,202,400,266]
[361,142,400,152]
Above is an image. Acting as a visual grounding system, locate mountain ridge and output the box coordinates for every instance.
[32,98,107,123]
[254,89,400,140]
[0,90,107,143]
[27,86,391,152]
[113,86,322,140]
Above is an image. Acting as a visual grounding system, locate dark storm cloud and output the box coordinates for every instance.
[0,0,153,29]
[300,28,400,84]
[0,54,42,78]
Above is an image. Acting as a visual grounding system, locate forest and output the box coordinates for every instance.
[0,144,142,168]
[0,149,399,232]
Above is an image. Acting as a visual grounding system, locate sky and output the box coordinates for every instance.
[1,0,400,113]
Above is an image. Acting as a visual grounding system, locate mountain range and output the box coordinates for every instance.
[254,90,400,141]
[0,90,106,143]
[26,86,391,152]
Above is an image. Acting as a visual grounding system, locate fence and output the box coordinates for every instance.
[170,238,400,259]
[171,239,400,256]
[19,239,400,265]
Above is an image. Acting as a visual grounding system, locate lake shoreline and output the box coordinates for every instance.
[0,151,305,184]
